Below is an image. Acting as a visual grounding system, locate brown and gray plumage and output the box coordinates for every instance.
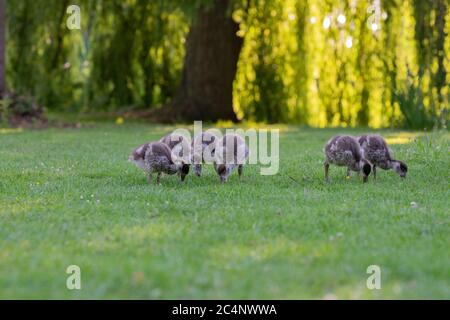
[191,131,218,177]
[159,133,185,149]
[324,135,372,183]
[159,133,191,181]
[358,135,407,179]
[129,142,185,185]
[214,134,249,183]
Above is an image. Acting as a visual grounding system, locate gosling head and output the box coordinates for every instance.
[193,164,202,177]
[180,163,190,182]
[361,159,372,183]
[391,160,408,178]
[214,163,233,183]
[191,151,203,177]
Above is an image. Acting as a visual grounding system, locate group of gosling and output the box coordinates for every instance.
[129,131,248,184]
[129,131,407,185]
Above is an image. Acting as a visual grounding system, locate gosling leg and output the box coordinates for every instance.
[156,172,162,185]
[324,162,330,182]
[346,168,352,179]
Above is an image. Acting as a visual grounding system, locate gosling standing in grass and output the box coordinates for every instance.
[358,135,408,179]
[191,131,218,177]
[214,133,249,183]
[324,135,372,183]
[129,142,188,185]
[159,133,191,181]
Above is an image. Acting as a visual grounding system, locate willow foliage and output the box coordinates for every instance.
[5,0,449,128]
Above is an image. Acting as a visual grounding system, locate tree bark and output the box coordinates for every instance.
[0,0,6,98]
[434,0,447,106]
[168,0,242,122]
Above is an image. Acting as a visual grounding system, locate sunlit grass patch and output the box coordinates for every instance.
[0,127,24,134]
[385,132,421,145]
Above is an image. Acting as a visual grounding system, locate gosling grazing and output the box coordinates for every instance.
[129,142,185,185]
[159,133,191,181]
[358,134,407,179]
[214,133,249,183]
[324,135,372,183]
[191,131,218,177]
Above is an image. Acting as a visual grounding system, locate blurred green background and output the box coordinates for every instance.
[0,0,449,128]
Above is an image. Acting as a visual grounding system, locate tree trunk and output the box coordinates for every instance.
[168,0,242,122]
[0,0,6,98]
[434,0,447,106]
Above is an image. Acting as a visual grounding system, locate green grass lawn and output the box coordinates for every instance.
[0,123,449,299]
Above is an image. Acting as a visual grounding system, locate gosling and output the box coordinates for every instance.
[159,133,191,181]
[191,131,218,177]
[358,134,407,179]
[214,133,249,183]
[129,142,187,185]
[324,135,372,183]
